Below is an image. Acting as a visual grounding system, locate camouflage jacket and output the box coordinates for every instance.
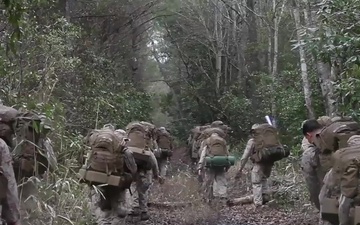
[0,139,21,224]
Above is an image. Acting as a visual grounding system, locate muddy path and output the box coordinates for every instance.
[126,147,318,225]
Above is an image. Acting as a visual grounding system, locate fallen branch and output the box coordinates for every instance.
[227,190,275,206]
[147,201,193,208]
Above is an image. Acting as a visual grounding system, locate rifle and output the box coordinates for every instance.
[265,115,277,128]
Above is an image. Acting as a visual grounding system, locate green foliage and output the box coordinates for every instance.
[303,0,360,118]
[0,0,154,168]
[1,0,153,132]
[2,0,23,51]
[336,65,360,118]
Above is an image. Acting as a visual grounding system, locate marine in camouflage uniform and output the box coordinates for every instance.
[129,121,163,221]
[130,152,161,220]
[302,117,351,225]
[190,125,210,162]
[236,125,272,207]
[90,127,137,225]
[12,113,57,213]
[0,105,21,225]
[300,116,332,210]
[197,121,230,160]
[154,127,173,177]
[197,133,228,201]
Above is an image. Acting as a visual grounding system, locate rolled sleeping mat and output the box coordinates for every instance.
[205,155,236,168]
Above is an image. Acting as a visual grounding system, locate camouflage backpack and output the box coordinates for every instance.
[140,121,157,149]
[79,126,132,188]
[125,122,153,169]
[155,127,172,149]
[207,133,228,156]
[331,136,360,198]
[12,111,54,179]
[251,123,289,163]
[332,145,360,199]
[313,117,360,154]
[195,127,226,157]
[126,122,149,149]
[332,137,360,225]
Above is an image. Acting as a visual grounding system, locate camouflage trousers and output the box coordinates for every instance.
[157,158,168,177]
[338,194,352,225]
[201,168,227,200]
[18,176,40,225]
[319,169,340,225]
[131,170,153,213]
[90,187,128,225]
[18,177,38,210]
[251,163,272,206]
[301,148,323,210]
[191,140,200,160]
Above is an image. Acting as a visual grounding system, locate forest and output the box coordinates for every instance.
[1,0,359,224]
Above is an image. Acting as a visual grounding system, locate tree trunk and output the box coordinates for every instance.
[214,1,223,96]
[245,0,260,99]
[292,0,315,118]
[303,0,337,116]
[271,0,287,116]
[317,62,337,116]
[267,26,272,76]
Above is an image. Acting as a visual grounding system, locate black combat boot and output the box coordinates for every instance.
[118,208,127,218]
[129,207,140,216]
[140,212,150,221]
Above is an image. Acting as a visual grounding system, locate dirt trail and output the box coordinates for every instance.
[126,147,318,225]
